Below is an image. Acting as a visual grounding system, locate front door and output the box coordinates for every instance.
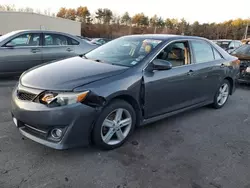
[42,33,75,63]
[143,41,203,119]
[0,33,42,74]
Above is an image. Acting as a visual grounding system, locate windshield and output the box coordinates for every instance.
[215,41,231,49]
[85,37,162,67]
[231,45,250,55]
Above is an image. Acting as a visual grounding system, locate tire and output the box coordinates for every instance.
[92,99,136,150]
[212,79,230,109]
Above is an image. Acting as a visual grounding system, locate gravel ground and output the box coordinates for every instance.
[0,79,250,188]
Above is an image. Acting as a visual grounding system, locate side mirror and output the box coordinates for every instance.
[152,59,172,71]
[228,46,234,50]
[5,43,14,48]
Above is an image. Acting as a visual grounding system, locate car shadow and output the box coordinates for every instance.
[40,105,211,156]
[0,77,19,87]
[237,83,250,90]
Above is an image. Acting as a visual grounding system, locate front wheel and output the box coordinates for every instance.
[212,79,230,109]
[92,100,136,150]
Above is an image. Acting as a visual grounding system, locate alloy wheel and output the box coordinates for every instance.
[217,83,229,106]
[101,108,132,145]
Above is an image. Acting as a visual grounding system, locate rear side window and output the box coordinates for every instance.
[44,34,68,46]
[213,48,222,60]
[69,38,80,45]
[190,40,214,63]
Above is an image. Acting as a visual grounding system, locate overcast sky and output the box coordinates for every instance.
[1,0,249,23]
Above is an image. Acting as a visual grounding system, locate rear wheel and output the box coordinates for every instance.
[92,100,136,150]
[212,79,230,109]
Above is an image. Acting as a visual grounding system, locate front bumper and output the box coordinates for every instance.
[11,85,99,150]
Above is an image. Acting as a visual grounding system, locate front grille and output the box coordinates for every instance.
[17,90,37,101]
[24,124,48,138]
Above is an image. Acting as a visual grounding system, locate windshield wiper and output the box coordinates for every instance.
[80,54,88,59]
[94,59,103,62]
[111,63,130,67]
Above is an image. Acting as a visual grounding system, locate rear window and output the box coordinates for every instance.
[231,45,250,55]
[215,41,231,49]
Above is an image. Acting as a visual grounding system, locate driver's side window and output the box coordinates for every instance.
[5,33,40,47]
[156,41,190,67]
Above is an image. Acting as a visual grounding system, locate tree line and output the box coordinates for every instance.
[56,7,249,40]
[0,4,55,16]
[0,4,249,39]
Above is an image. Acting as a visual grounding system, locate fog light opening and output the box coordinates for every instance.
[51,128,63,139]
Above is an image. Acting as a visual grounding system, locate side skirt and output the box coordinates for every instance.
[140,101,213,126]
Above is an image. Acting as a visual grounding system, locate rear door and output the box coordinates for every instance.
[189,39,225,101]
[0,32,42,74]
[41,33,76,63]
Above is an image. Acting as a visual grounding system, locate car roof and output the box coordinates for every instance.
[122,34,208,41]
[213,39,232,42]
[7,30,77,36]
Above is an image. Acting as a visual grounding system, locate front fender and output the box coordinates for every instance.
[74,70,143,106]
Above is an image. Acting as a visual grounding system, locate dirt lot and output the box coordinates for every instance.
[0,80,250,188]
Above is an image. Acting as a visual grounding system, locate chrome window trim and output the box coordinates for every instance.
[0,46,42,49]
[42,45,70,47]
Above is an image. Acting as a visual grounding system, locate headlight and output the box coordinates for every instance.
[40,91,89,107]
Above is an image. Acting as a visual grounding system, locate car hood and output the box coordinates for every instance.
[21,57,128,91]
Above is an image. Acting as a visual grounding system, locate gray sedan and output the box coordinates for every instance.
[11,35,239,150]
[0,30,98,76]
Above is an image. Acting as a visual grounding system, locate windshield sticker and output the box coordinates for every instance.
[143,39,162,45]
[131,61,138,65]
[122,43,131,47]
[136,55,145,61]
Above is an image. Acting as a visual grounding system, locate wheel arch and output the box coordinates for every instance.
[106,92,142,126]
[224,76,234,95]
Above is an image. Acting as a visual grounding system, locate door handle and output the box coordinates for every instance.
[31,49,40,53]
[187,70,194,75]
[66,48,73,52]
[220,63,225,68]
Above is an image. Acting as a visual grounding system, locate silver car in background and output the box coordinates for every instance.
[212,39,242,54]
[0,30,98,76]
